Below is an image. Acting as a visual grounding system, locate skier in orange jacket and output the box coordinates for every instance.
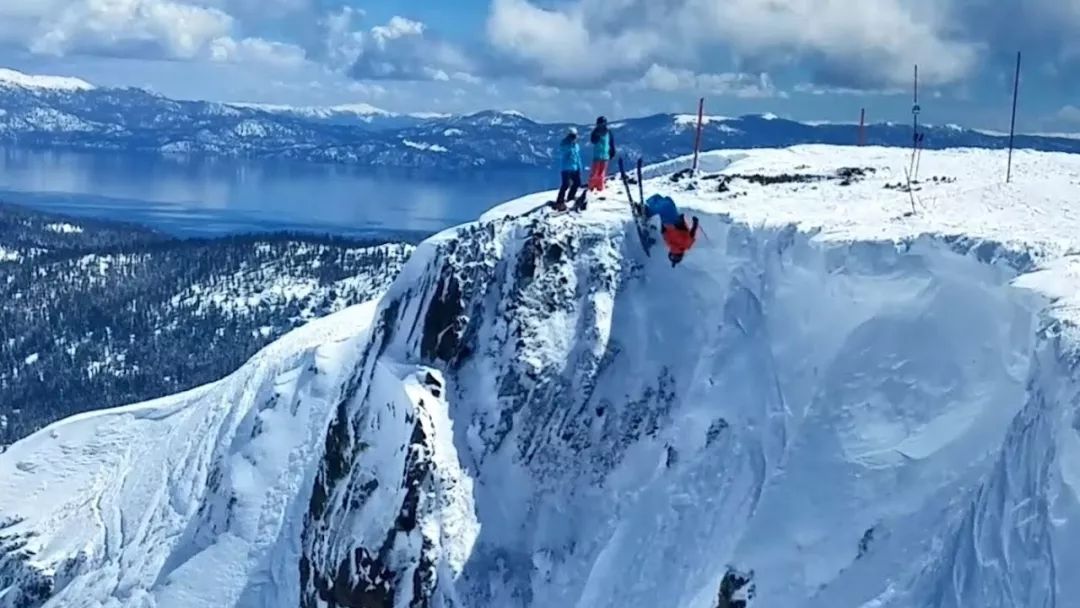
[643,194,699,266]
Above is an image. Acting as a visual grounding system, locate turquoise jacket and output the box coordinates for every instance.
[559,139,583,171]
[591,129,611,161]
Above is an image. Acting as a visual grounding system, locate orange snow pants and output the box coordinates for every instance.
[588,160,608,191]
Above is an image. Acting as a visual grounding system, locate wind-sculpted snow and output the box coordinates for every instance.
[0,302,380,608]
[301,205,1050,607]
[5,146,1080,607]
[299,146,1080,608]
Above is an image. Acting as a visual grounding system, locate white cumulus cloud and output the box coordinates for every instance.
[323,12,479,83]
[486,0,978,90]
[0,0,307,68]
[486,0,662,86]
[209,37,307,69]
[1057,105,1080,125]
[639,65,780,98]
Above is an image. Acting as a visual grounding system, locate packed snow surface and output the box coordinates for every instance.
[487,145,1080,257]
[5,145,1080,608]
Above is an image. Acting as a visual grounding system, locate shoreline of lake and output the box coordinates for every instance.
[0,146,554,238]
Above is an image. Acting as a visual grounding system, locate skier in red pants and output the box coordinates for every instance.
[588,116,616,191]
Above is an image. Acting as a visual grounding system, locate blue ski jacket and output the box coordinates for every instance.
[645,194,681,226]
[559,139,583,171]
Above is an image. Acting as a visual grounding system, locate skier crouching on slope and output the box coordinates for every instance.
[642,194,699,266]
[588,116,616,192]
[554,126,583,211]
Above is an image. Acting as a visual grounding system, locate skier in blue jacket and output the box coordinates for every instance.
[554,126,583,210]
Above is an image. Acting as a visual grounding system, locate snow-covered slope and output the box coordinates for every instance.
[6,145,1080,607]
[0,301,380,607]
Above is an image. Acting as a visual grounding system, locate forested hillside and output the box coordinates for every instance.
[0,203,412,445]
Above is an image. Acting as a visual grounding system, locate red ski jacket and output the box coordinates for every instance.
[662,225,696,255]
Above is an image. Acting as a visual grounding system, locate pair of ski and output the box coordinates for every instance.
[619,157,655,256]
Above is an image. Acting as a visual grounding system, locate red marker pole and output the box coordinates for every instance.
[692,97,705,173]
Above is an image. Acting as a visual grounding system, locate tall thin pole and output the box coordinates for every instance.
[909,65,920,177]
[1007,51,1022,183]
[858,108,866,146]
[913,65,919,137]
[692,97,705,173]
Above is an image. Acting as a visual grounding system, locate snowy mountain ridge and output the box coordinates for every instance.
[4,145,1080,607]
[228,102,468,123]
[4,66,1080,168]
[0,68,95,92]
[229,102,393,117]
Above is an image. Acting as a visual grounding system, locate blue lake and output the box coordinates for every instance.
[0,147,554,239]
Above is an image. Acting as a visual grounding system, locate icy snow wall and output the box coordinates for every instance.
[300,147,1078,608]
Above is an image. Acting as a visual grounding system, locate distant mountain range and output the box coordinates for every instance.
[1,67,1079,169]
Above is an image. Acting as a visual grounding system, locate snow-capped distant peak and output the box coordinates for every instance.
[674,114,734,127]
[462,110,533,125]
[331,103,393,116]
[229,102,395,119]
[672,114,741,134]
[0,68,95,92]
[409,112,453,119]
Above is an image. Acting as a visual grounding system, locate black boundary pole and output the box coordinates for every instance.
[692,97,704,173]
[1007,51,1022,183]
[909,65,920,177]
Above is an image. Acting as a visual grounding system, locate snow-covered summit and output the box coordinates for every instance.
[674,113,734,126]
[0,68,95,91]
[229,101,394,118]
[5,145,1080,607]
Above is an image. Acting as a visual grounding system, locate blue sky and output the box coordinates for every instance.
[0,0,1078,131]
